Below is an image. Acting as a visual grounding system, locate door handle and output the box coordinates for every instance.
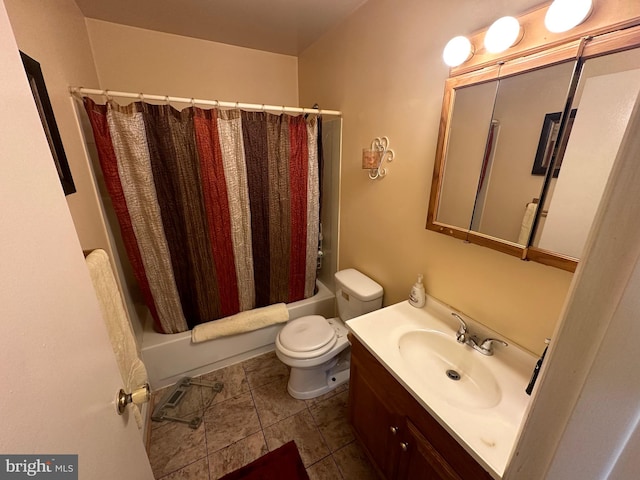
[117,384,150,415]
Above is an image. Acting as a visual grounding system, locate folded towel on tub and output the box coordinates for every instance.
[192,303,290,343]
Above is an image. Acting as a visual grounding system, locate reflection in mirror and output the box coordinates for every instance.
[436,81,498,230]
[468,61,576,245]
[534,48,640,258]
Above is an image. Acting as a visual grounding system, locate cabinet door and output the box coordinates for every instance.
[349,355,401,479]
[397,420,462,480]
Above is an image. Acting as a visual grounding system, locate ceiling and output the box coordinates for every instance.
[74,0,369,56]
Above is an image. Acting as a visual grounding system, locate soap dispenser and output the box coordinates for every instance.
[409,274,426,308]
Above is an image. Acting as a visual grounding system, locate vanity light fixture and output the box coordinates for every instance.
[545,0,593,33]
[484,16,522,54]
[443,36,474,67]
[362,136,395,180]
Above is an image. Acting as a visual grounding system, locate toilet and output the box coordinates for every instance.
[275,268,383,399]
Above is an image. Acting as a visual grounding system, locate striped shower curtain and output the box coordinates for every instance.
[84,99,321,334]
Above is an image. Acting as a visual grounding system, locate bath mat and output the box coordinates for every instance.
[219,441,309,480]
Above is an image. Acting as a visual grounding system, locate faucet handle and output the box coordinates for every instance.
[478,338,508,355]
[451,313,468,343]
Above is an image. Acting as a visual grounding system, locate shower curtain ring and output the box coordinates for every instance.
[191,98,196,107]
[139,93,144,102]
[235,101,239,109]
[165,95,170,105]
[104,89,111,101]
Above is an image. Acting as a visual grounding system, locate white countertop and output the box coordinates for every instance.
[347,297,536,479]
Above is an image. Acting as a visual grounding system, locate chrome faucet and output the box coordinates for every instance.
[451,313,508,356]
[476,338,508,356]
[452,313,469,344]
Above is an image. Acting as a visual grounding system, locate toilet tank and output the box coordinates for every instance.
[334,269,383,321]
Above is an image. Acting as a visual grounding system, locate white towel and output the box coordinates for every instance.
[518,202,538,245]
[86,249,148,429]
[192,303,289,343]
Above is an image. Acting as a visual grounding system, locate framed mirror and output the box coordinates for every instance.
[436,79,499,232]
[427,2,640,273]
[468,61,576,245]
[532,46,640,259]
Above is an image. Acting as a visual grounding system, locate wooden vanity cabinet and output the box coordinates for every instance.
[348,335,493,480]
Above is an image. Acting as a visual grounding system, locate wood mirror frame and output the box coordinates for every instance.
[427,0,640,273]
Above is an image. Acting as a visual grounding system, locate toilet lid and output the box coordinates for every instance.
[279,315,336,353]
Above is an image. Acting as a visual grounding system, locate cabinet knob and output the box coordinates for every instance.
[390,426,399,435]
[400,442,409,452]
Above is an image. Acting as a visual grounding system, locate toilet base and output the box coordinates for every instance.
[287,366,350,400]
[286,349,351,400]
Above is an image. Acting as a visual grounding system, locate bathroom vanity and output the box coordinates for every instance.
[346,300,536,479]
[349,335,492,479]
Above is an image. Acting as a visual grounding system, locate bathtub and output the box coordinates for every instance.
[141,280,336,389]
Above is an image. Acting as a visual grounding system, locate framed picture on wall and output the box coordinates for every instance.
[20,51,76,195]
[531,109,577,178]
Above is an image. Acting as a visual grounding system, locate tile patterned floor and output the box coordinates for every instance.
[148,351,380,479]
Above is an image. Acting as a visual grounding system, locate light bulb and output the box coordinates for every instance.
[443,36,473,67]
[484,16,522,54]
[545,0,593,33]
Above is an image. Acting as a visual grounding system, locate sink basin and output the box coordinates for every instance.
[398,330,501,409]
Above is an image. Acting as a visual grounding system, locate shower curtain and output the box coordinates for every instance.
[84,98,321,334]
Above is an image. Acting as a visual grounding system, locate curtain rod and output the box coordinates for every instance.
[69,87,342,117]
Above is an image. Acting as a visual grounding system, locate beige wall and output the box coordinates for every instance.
[85,19,299,106]
[5,0,105,250]
[4,0,149,342]
[299,0,574,355]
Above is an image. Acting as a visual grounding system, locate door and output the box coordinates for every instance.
[0,2,153,478]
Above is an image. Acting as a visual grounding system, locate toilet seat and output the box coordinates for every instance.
[277,315,337,359]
